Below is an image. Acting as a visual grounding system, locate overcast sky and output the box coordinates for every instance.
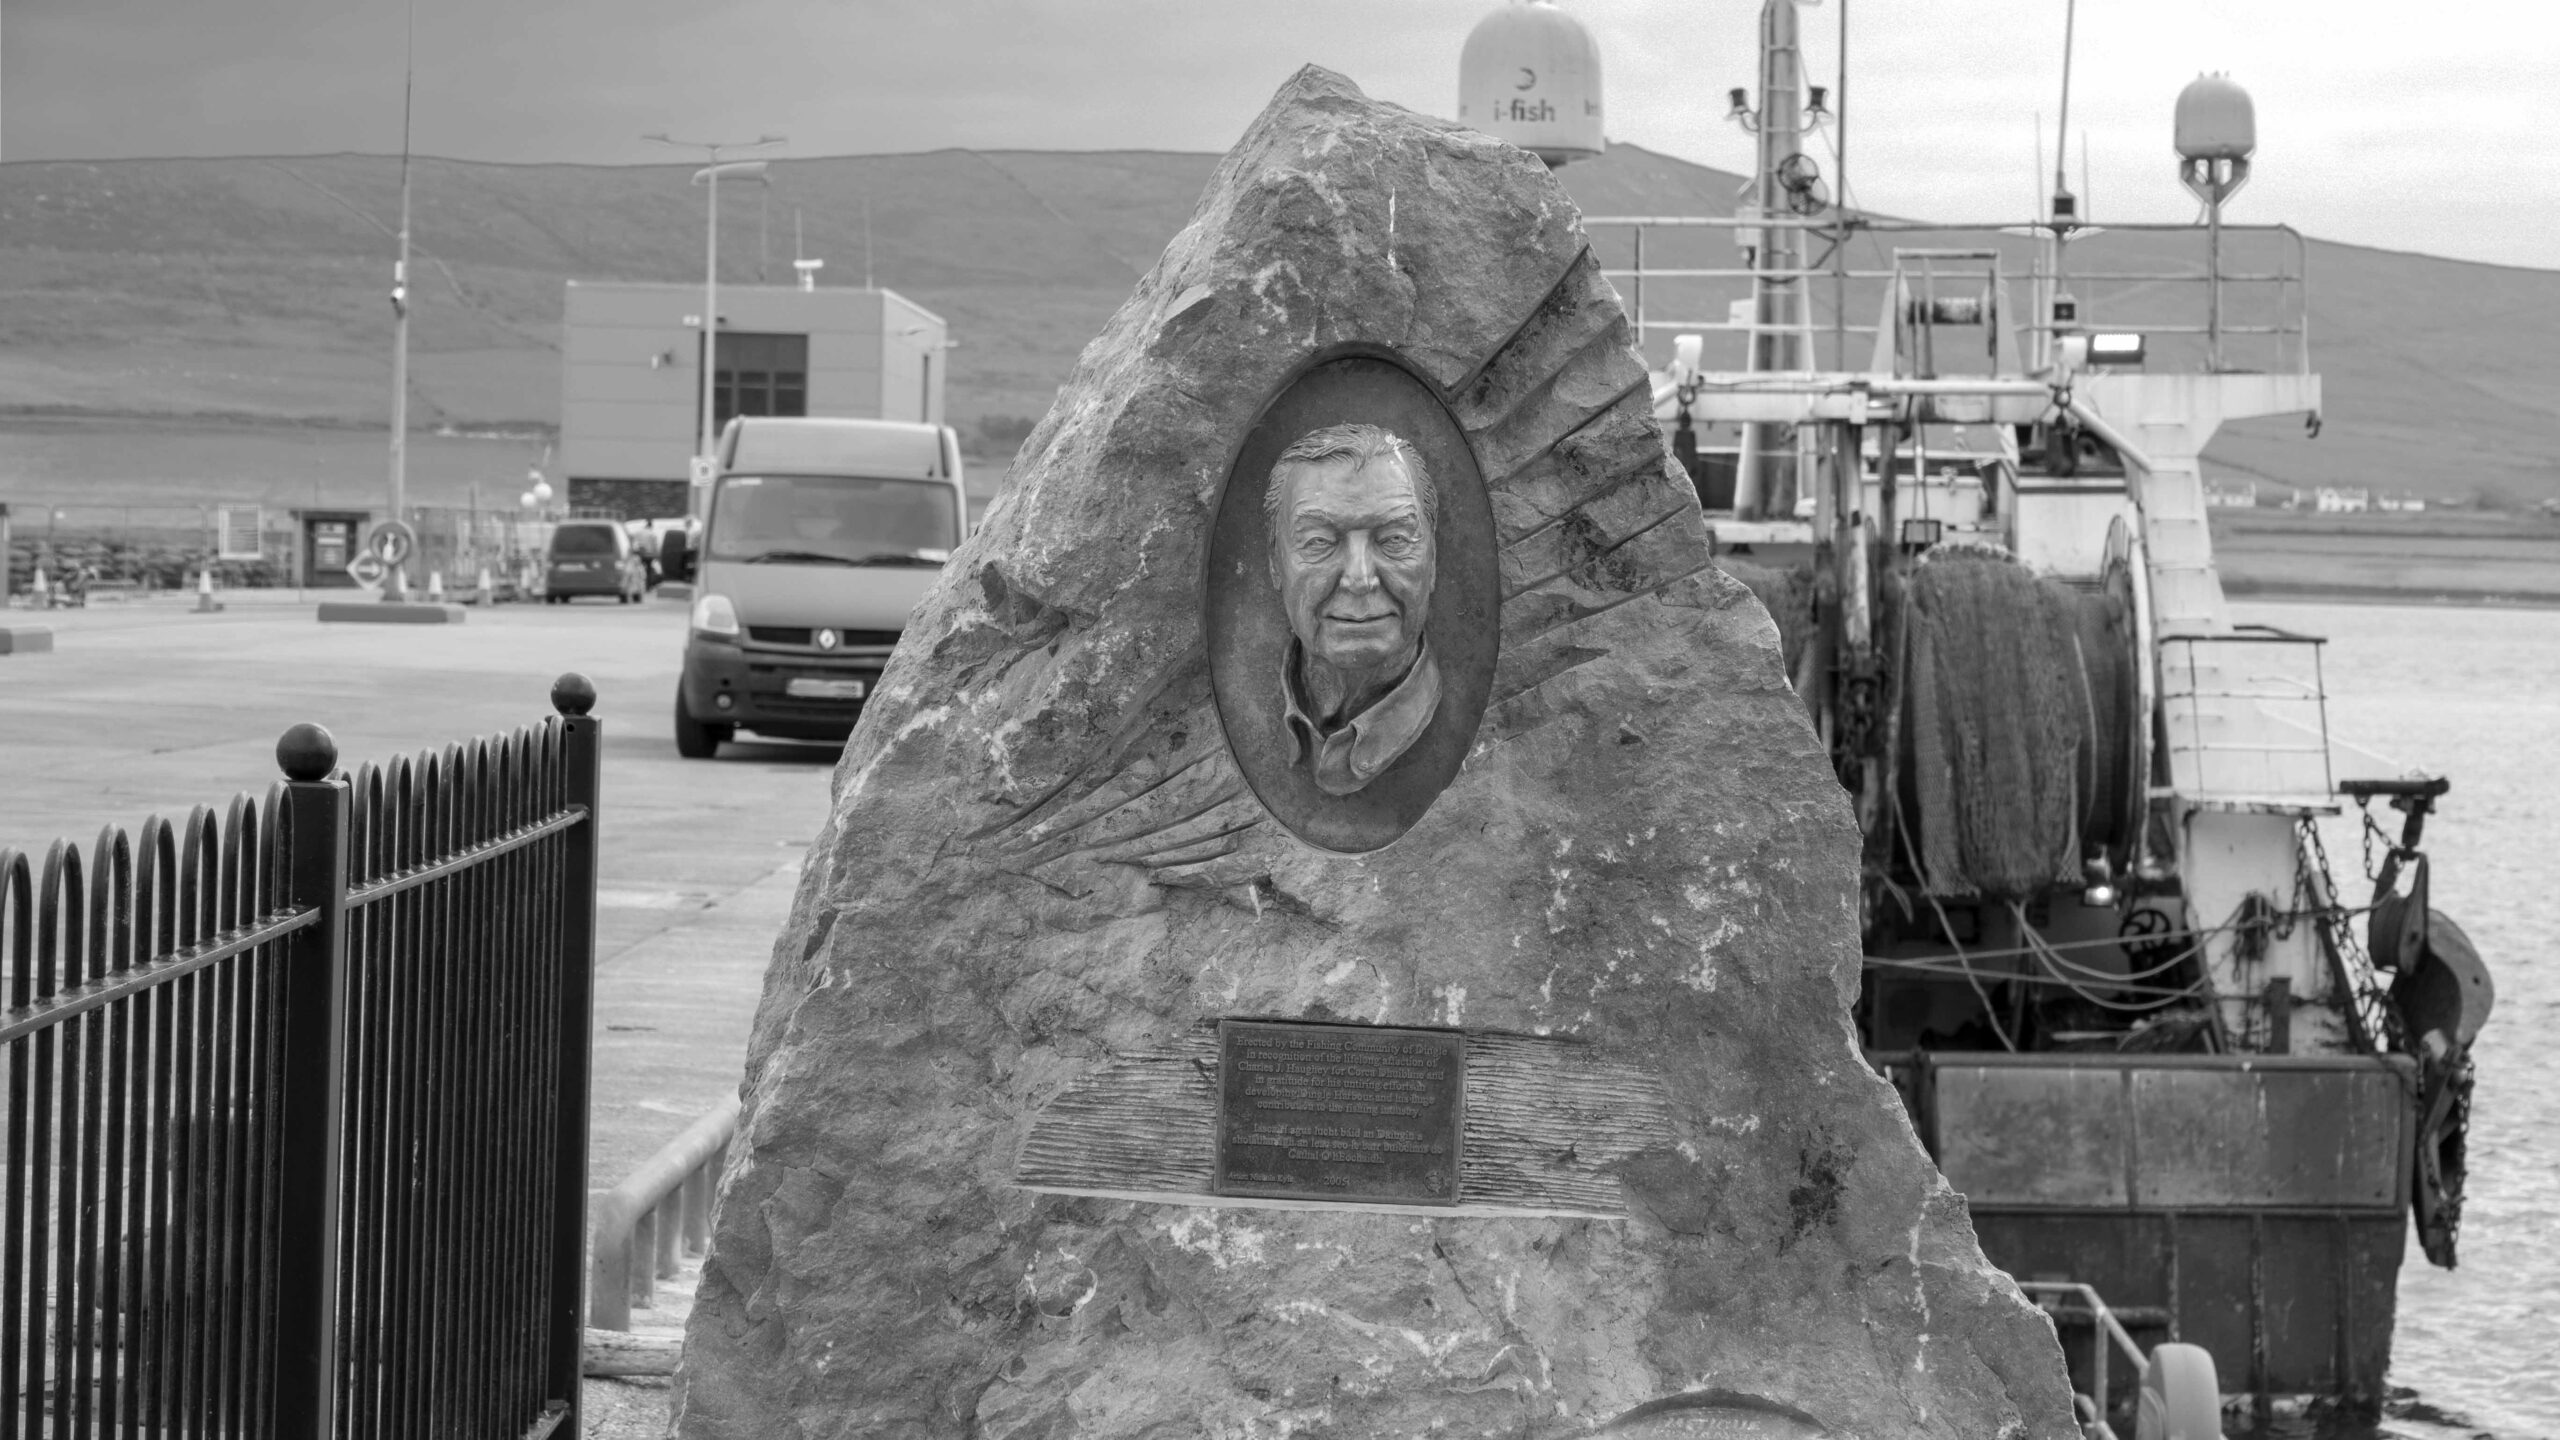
[4,0,2554,270]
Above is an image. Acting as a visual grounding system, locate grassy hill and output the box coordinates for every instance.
[0,144,2554,505]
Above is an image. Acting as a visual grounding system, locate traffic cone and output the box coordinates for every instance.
[427,570,445,603]
[31,568,48,608]
[194,568,223,613]
[475,566,493,607]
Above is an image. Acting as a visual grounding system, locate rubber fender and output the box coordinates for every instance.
[2392,910,2493,1052]
[2136,1343,2222,1440]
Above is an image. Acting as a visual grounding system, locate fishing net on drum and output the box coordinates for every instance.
[1894,548,2134,899]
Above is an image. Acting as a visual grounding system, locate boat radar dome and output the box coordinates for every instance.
[1459,0,1604,167]
[2174,73,2255,161]
[2176,73,2254,204]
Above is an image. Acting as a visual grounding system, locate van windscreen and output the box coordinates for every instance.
[707,475,957,566]
[550,524,619,557]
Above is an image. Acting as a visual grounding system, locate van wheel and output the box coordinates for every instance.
[673,695,731,759]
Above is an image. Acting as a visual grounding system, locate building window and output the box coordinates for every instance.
[706,332,808,432]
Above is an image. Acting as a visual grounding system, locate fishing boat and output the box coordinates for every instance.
[1464,1,2497,1429]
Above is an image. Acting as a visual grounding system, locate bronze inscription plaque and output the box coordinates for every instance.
[1212,1020,1464,1205]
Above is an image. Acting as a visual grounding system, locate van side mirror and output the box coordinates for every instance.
[660,528,694,582]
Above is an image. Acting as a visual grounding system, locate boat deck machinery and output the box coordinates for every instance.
[1584,61,2494,1432]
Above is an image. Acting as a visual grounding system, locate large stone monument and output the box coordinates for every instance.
[677,68,2074,1440]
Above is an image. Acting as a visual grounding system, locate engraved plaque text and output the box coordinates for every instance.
[1212,1020,1463,1205]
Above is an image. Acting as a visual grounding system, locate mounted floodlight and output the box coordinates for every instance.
[2087,332,2147,366]
[2080,855,2118,908]
[1805,85,1829,120]
[1726,87,1753,127]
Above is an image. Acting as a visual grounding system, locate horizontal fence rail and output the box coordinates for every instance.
[0,674,601,1439]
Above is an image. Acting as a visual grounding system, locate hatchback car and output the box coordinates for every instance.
[542,520,648,604]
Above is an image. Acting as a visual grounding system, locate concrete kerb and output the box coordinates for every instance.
[318,601,469,624]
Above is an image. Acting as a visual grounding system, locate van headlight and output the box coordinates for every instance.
[690,593,740,639]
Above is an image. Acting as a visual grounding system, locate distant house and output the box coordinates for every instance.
[2205,482,2258,508]
[2314,487,2372,514]
[2378,493,2428,513]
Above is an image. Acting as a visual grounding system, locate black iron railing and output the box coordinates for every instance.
[0,675,599,1439]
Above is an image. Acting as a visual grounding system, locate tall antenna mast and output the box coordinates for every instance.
[2053,0,2077,213]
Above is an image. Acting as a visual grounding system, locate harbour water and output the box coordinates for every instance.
[2240,601,2559,1439]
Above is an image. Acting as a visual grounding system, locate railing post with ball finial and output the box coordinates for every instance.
[544,672,602,1430]
[271,721,351,1440]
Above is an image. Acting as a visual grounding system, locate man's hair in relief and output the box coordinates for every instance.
[1263,423,1437,532]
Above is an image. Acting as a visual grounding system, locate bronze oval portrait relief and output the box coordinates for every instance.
[1206,353,1499,853]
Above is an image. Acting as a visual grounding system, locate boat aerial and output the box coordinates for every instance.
[1464,0,2496,1425]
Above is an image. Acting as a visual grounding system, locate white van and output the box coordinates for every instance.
[659,416,966,758]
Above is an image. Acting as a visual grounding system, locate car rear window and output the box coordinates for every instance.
[550,524,620,558]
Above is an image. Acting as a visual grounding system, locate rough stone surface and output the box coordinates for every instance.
[677,68,2074,1440]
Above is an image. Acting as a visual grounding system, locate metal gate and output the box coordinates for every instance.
[1,675,600,1438]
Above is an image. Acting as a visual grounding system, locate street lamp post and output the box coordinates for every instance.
[385,0,418,601]
[641,134,781,509]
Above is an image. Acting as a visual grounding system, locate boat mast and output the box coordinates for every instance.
[2037,0,2080,375]
[1732,0,1817,521]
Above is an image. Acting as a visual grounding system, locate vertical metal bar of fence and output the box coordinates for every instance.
[252,787,290,1440]
[0,848,27,1438]
[209,797,249,1436]
[53,834,96,1440]
[27,842,69,1440]
[546,675,602,1437]
[341,767,388,1440]
[271,723,351,1440]
[175,811,212,1433]
[91,831,134,1440]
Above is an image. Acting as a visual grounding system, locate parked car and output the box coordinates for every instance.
[541,520,649,604]
[658,416,966,758]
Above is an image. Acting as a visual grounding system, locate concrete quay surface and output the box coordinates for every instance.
[0,592,841,1426]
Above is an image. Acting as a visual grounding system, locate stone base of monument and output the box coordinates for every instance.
[316,601,466,625]
[675,67,2076,1440]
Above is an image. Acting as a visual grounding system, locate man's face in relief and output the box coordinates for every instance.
[1272,450,1437,675]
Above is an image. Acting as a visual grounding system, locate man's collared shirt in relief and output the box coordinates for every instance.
[1280,637,1443,797]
